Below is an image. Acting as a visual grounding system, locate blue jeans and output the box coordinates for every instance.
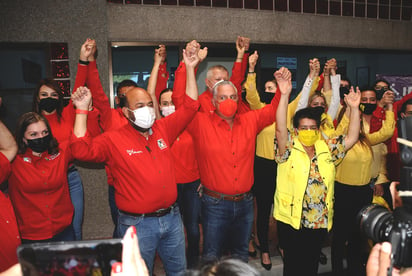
[108,185,119,238]
[177,179,201,268]
[201,192,254,262]
[67,166,84,241]
[117,206,186,276]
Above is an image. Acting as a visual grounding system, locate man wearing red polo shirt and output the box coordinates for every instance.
[187,67,292,262]
[70,48,200,276]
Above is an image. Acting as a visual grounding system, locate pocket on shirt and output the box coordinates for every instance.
[275,191,295,218]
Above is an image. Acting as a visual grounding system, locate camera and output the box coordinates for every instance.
[358,204,412,268]
[358,116,412,269]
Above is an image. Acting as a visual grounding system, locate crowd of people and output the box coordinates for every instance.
[0,36,411,276]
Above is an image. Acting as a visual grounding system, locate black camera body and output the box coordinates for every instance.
[359,204,412,268]
[358,116,412,268]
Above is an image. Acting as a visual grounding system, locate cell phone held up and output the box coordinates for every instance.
[17,239,122,276]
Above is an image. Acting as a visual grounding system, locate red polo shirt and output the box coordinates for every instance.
[70,96,199,214]
[8,143,74,240]
[170,130,199,184]
[187,91,281,195]
[0,153,20,272]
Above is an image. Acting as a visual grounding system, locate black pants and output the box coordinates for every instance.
[253,156,277,253]
[278,221,327,276]
[332,182,373,276]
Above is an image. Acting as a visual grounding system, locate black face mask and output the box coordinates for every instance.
[312,106,325,115]
[39,97,59,113]
[375,88,387,100]
[261,92,275,104]
[359,103,377,115]
[26,135,51,153]
[339,87,350,100]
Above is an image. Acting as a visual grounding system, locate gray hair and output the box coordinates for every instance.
[212,80,238,97]
[206,65,229,80]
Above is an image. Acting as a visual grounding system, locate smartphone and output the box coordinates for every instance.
[17,239,122,276]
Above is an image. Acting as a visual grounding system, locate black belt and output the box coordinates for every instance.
[202,187,251,202]
[120,203,177,218]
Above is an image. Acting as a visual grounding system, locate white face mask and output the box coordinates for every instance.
[128,106,156,129]
[160,105,175,117]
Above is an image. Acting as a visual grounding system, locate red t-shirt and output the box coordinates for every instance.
[8,143,74,240]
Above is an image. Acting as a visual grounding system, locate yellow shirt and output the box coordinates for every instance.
[245,73,300,160]
[335,111,395,185]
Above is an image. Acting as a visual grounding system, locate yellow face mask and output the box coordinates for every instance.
[297,129,319,146]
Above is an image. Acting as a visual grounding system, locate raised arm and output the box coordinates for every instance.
[147,45,165,119]
[275,68,293,157]
[343,86,361,150]
[245,51,266,110]
[72,86,92,138]
[182,42,200,101]
[0,118,17,162]
[296,58,319,112]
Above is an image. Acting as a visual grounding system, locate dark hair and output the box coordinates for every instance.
[15,112,59,155]
[340,76,351,87]
[116,79,138,95]
[293,107,322,129]
[32,78,64,121]
[158,88,173,103]
[361,86,376,94]
[185,259,259,276]
[400,99,412,114]
[374,79,389,88]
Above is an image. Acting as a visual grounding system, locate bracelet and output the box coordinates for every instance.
[76,109,88,114]
[248,71,255,74]
[79,59,90,65]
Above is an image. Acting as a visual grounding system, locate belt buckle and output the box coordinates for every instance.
[232,194,244,202]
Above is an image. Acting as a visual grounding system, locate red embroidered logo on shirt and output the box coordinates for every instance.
[157,139,168,150]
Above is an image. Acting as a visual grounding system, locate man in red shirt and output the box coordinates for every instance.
[70,48,200,276]
[0,118,21,272]
[186,67,292,263]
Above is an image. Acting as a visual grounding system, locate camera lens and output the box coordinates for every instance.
[358,204,392,242]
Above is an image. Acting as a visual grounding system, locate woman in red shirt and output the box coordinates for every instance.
[8,112,75,243]
[31,78,84,241]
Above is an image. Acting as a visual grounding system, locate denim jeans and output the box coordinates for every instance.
[201,192,254,263]
[177,179,201,268]
[67,166,84,241]
[117,205,186,276]
[108,185,119,238]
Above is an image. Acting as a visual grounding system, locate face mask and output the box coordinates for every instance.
[217,99,238,118]
[160,105,175,117]
[298,129,319,147]
[312,106,325,115]
[128,106,156,130]
[261,92,275,104]
[359,103,377,115]
[375,88,387,100]
[39,97,59,113]
[26,135,51,153]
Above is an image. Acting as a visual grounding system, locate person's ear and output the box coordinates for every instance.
[122,107,130,119]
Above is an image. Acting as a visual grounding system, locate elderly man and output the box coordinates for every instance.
[70,48,200,276]
[186,65,292,262]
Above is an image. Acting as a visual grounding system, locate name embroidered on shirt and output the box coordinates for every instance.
[126,149,143,156]
[157,139,167,150]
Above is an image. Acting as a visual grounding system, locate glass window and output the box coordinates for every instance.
[317,0,329,14]
[261,0,274,10]
[229,0,243,8]
[275,0,287,11]
[289,0,302,12]
[303,0,315,13]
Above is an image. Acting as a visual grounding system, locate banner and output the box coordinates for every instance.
[376,74,412,101]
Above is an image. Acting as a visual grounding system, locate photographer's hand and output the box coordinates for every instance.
[367,242,412,276]
[111,226,149,276]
